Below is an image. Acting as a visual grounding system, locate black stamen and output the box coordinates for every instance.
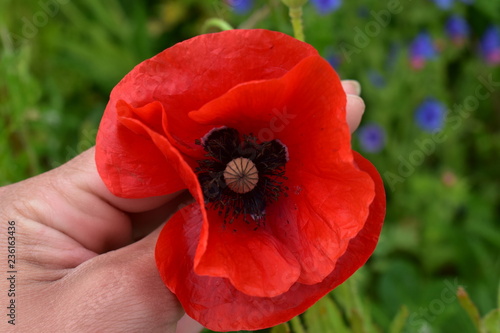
[195,127,288,226]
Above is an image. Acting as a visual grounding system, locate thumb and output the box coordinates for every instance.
[27,147,189,254]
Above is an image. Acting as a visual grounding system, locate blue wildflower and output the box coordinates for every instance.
[446,15,470,46]
[409,32,437,69]
[357,6,370,18]
[228,0,253,14]
[415,98,446,132]
[311,0,342,15]
[480,26,500,65]
[433,0,472,7]
[326,54,341,69]
[367,70,386,88]
[432,0,454,9]
[358,124,386,153]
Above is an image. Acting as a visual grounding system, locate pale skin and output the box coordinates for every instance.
[0,81,364,333]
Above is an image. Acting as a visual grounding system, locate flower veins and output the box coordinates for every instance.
[196,127,288,224]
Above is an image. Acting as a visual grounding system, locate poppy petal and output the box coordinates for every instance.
[268,165,374,285]
[100,99,199,198]
[155,152,385,331]
[96,30,319,177]
[193,209,301,298]
[189,55,373,284]
[188,56,347,157]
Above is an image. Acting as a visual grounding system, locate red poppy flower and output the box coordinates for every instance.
[95,29,385,331]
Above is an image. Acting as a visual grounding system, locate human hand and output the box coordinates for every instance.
[0,80,364,333]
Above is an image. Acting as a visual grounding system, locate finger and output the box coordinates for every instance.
[129,190,193,241]
[176,314,204,333]
[33,224,184,332]
[81,147,193,242]
[341,80,365,133]
[78,147,180,213]
[9,147,185,254]
[342,80,361,96]
[346,95,365,133]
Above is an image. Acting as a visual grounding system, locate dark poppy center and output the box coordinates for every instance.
[195,127,288,224]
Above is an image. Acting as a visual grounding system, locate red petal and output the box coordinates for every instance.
[155,154,385,331]
[193,209,301,298]
[190,55,374,284]
[96,30,318,195]
[189,56,348,156]
[97,99,196,198]
[268,166,374,285]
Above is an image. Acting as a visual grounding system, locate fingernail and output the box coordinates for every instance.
[342,80,361,96]
[345,80,361,95]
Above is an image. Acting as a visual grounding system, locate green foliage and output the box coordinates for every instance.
[1,0,499,333]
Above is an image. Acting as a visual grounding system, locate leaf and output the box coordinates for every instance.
[497,280,500,309]
[304,296,349,333]
[350,308,366,333]
[289,316,306,333]
[270,322,291,333]
[319,296,350,333]
[389,305,409,333]
[481,309,500,333]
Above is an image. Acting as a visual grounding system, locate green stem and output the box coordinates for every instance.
[288,6,305,41]
[201,18,234,34]
[457,286,481,331]
[290,316,306,333]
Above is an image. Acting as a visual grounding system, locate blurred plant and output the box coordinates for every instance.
[446,14,470,46]
[480,26,500,66]
[367,70,386,88]
[409,32,438,70]
[457,285,500,333]
[0,33,43,182]
[441,170,458,187]
[358,123,386,153]
[228,0,254,14]
[261,274,409,333]
[415,98,446,132]
[432,0,454,10]
[325,53,342,69]
[432,0,474,9]
[310,0,342,15]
